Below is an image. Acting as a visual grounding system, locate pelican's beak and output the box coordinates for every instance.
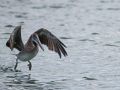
[32,34,44,51]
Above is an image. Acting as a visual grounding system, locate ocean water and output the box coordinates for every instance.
[0,0,120,90]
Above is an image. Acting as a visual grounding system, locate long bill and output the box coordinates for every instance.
[33,34,44,51]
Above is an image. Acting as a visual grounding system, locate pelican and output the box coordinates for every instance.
[6,25,67,71]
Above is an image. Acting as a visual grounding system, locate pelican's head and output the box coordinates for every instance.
[31,34,44,51]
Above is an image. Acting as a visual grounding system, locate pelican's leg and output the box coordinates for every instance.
[14,58,18,71]
[28,61,32,70]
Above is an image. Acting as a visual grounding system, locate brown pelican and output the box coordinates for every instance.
[6,26,67,71]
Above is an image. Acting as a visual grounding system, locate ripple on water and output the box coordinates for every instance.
[49,5,65,9]
[91,32,99,35]
[79,39,95,42]
[60,37,73,40]
[82,77,97,80]
[31,5,47,9]
[5,25,14,28]
[0,65,14,72]
[103,44,120,47]
[1,33,11,34]
[5,75,69,90]
[15,15,27,19]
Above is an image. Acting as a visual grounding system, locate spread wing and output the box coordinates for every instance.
[6,25,24,51]
[35,28,68,58]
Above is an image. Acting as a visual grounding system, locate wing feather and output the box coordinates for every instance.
[6,25,24,51]
[35,28,67,58]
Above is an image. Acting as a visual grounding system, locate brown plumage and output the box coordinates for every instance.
[6,25,67,71]
[35,28,67,58]
[6,26,24,51]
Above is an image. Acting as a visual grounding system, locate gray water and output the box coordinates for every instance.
[0,0,120,90]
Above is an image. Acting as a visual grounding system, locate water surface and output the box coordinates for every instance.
[1,0,120,90]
